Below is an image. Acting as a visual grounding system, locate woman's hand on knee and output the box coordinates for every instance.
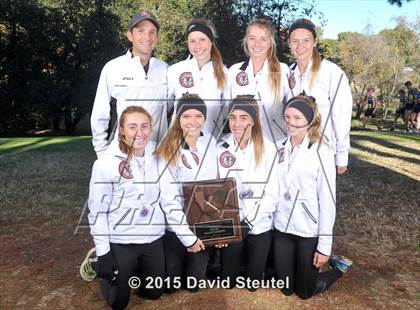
[214,243,228,248]
[313,251,329,268]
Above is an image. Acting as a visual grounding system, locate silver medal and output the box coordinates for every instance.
[240,188,254,200]
[140,206,149,217]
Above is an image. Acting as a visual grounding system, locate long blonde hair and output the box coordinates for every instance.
[189,18,226,90]
[118,106,153,159]
[229,95,265,167]
[154,120,183,166]
[243,18,281,105]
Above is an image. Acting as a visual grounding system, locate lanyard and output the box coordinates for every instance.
[133,156,148,216]
[232,138,255,200]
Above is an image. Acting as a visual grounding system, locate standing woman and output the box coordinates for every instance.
[267,95,352,299]
[228,17,291,142]
[155,94,218,292]
[217,95,277,290]
[167,18,228,137]
[79,106,203,309]
[287,19,353,174]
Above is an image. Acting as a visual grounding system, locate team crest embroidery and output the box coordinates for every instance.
[179,72,194,88]
[287,72,296,89]
[278,147,285,164]
[236,71,249,86]
[181,153,199,169]
[118,160,133,179]
[219,151,236,168]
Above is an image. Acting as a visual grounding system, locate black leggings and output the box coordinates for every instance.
[99,238,165,310]
[273,230,343,299]
[163,230,209,292]
[220,230,272,289]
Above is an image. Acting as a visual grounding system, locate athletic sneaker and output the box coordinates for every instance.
[80,248,97,282]
[329,255,353,274]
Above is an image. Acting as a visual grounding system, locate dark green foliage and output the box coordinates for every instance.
[0,0,321,135]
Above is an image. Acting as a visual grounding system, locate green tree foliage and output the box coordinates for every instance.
[1,0,121,134]
[387,0,413,6]
[1,0,322,135]
[319,38,340,64]
[337,17,419,119]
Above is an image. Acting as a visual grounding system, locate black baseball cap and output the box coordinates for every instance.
[129,11,160,31]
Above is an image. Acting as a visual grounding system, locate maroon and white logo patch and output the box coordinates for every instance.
[277,147,285,164]
[181,152,199,169]
[287,72,296,89]
[118,160,133,179]
[179,72,194,88]
[236,71,249,86]
[219,151,236,168]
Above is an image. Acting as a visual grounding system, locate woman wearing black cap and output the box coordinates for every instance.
[167,18,228,138]
[155,93,217,292]
[287,18,353,175]
[264,94,353,299]
[216,95,277,290]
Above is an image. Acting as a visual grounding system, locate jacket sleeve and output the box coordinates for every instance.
[88,159,113,256]
[91,64,112,157]
[166,66,176,119]
[158,159,198,247]
[316,145,336,256]
[329,65,352,166]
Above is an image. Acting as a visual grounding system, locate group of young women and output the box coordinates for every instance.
[80,16,353,310]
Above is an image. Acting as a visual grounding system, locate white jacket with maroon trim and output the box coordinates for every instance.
[167,56,229,137]
[227,58,291,142]
[160,133,218,233]
[262,136,336,256]
[288,59,352,166]
[216,133,277,235]
[88,142,197,257]
[91,50,168,157]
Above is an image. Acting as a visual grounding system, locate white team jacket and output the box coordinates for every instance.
[167,133,218,183]
[228,58,291,142]
[91,51,169,157]
[217,133,277,235]
[167,56,229,137]
[160,133,218,232]
[289,59,352,166]
[88,142,197,256]
[265,136,336,256]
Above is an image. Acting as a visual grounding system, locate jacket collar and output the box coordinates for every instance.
[181,132,204,150]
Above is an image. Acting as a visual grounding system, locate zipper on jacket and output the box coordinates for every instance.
[301,202,317,224]
[113,209,131,230]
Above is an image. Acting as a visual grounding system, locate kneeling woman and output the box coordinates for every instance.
[155,94,218,292]
[217,95,277,290]
[80,106,203,309]
[270,95,352,299]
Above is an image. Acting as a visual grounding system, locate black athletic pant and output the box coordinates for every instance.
[273,230,343,299]
[220,228,272,289]
[163,230,209,292]
[99,238,165,310]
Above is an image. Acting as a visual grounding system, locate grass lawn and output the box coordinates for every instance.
[0,132,419,309]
